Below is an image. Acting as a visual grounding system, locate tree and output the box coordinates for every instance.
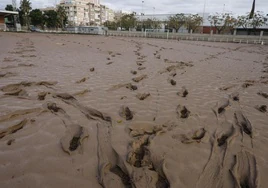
[237,11,267,35]
[208,13,237,34]
[5,5,15,25]
[186,14,203,33]
[43,10,58,28]
[168,13,186,32]
[5,4,14,11]
[20,0,32,29]
[120,13,137,30]
[57,6,67,28]
[250,11,267,31]
[29,9,43,27]
[104,21,118,30]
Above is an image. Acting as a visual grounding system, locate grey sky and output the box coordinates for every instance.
[0,0,267,15]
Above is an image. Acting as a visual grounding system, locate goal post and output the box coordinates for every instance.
[145,29,170,39]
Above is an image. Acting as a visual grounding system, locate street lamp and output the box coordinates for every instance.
[142,1,144,31]
[153,7,155,29]
[202,0,207,34]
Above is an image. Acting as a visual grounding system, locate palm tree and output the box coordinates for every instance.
[20,0,32,30]
[57,6,67,28]
[249,0,256,19]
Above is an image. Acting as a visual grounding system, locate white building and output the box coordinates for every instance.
[59,0,114,26]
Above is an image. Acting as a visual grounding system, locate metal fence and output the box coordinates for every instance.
[107,31,268,45]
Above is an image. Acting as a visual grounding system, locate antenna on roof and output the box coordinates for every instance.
[12,0,17,10]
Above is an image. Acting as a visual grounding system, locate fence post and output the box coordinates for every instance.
[259,31,263,43]
[167,31,169,40]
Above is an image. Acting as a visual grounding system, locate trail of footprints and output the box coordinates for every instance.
[1,37,266,187]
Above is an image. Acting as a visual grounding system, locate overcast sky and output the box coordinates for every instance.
[0,0,267,15]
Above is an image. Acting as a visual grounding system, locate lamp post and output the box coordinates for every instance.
[202,0,207,34]
[142,1,144,31]
[153,7,155,29]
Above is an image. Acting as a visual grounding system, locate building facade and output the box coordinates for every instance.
[59,0,114,26]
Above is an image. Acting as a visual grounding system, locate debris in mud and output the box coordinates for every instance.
[132,75,148,83]
[176,105,190,119]
[177,86,188,97]
[90,67,95,72]
[136,93,150,100]
[119,106,134,120]
[106,62,113,65]
[255,105,267,113]
[0,119,27,139]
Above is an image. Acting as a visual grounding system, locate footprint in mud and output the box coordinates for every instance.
[138,67,146,71]
[1,81,57,93]
[119,106,133,121]
[54,93,111,122]
[179,128,206,144]
[257,91,268,99]
[126,84,138,91]
[73,89,90,96]
[106,62,113,65]
[176,105,190,119]
[38,92,48,100]
[60,124,89,155]
[4,89,28,97]
[234,111,253,138]
[136,93,150,100]
[108,83,137,91]
[0,72,17,78]
[169,71,177,77]
[230,92,239,101]
[255,105,267,113]
[219,85,236,91]
[132,75,148,83]
[212,98,230,115]
[76,77,88,84]
[197,122,235,188]
[242,80,256,88]
[7,138,15,146]
[230,150,258,188]
[131,70,137,75]
[177,86,188,97]
[0,119,28,139]
[169,79,176,86]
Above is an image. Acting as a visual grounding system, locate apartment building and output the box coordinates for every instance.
[59,0,114,26]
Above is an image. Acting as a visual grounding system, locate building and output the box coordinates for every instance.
[0,10,20,31]
[59,0,114,26]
